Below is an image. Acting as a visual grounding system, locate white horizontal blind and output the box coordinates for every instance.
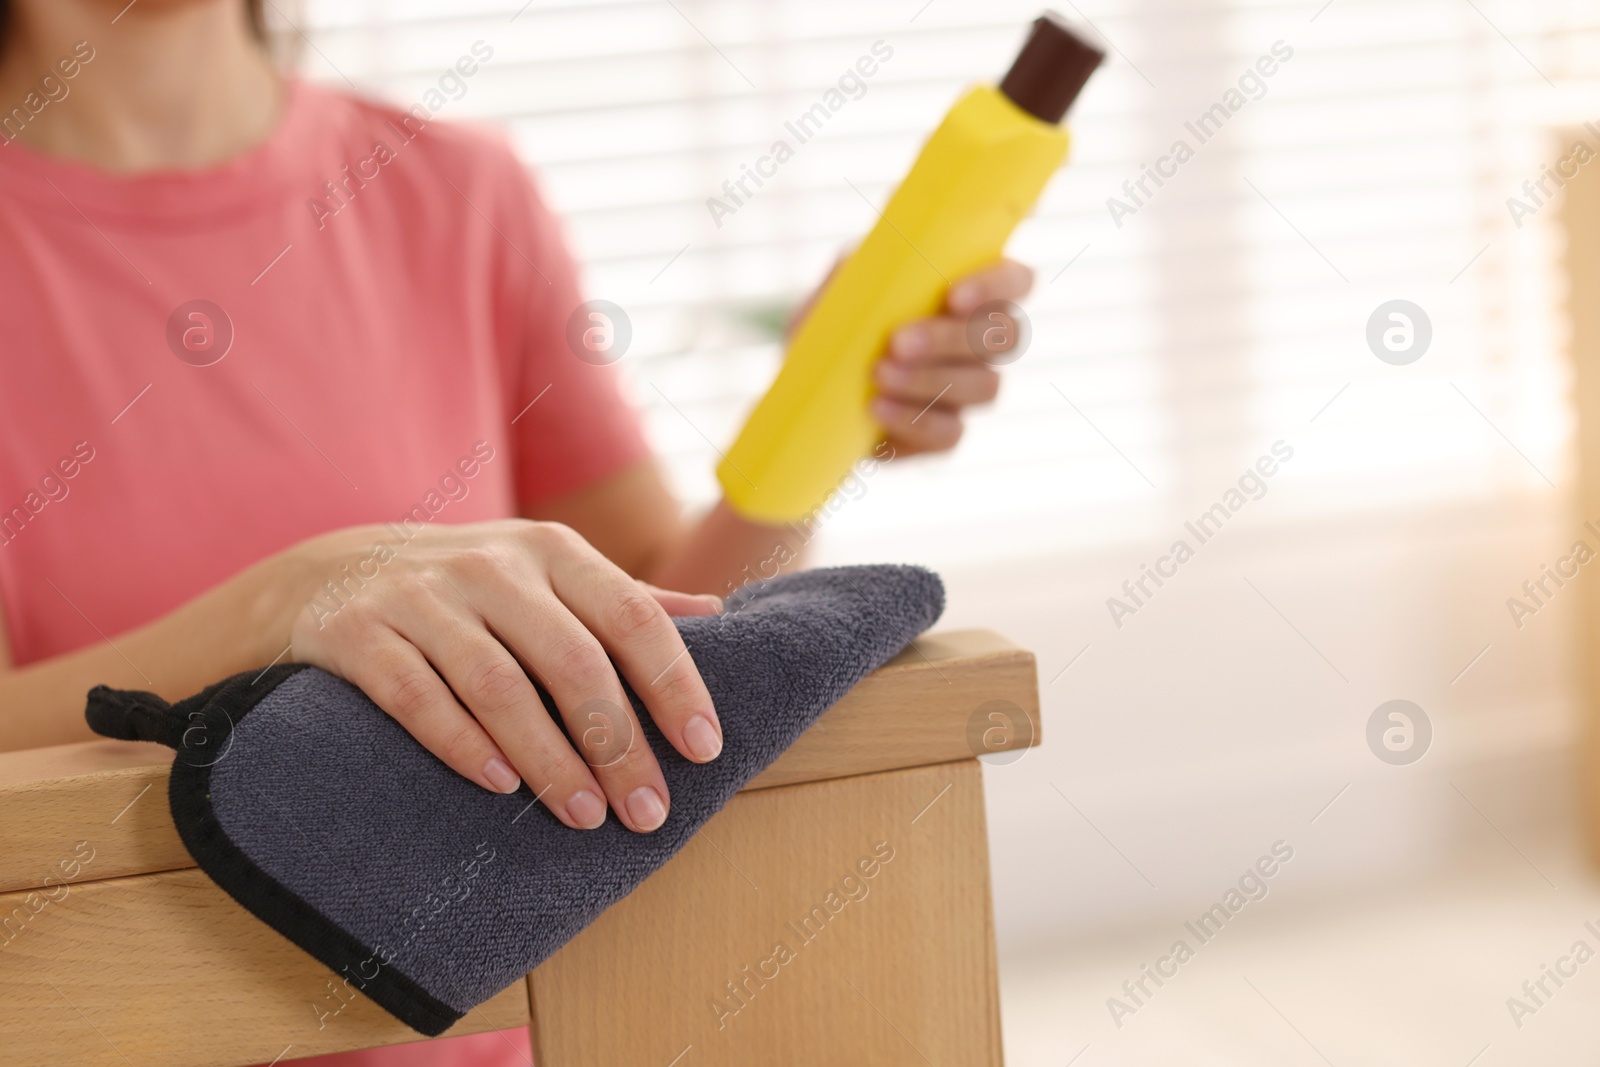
[290,0,1600,565]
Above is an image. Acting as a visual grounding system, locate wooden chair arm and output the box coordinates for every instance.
[0,629,1038,894]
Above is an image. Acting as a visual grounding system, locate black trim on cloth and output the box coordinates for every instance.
[87,664,465,1037]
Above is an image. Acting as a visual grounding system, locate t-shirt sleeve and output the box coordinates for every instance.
[491,152,651,508]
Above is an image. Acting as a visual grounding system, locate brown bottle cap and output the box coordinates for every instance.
[998,11,1105,125]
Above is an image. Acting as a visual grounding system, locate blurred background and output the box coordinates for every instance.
[285,1,1600,1061]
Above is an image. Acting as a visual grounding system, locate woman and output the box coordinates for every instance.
[0,0,1033,1061]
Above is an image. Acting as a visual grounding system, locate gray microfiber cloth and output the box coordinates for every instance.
[83,564,944,1035]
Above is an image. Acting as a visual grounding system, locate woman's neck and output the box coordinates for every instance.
[0,0,281,171]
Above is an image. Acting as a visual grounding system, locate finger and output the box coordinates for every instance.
[392,605,609,831]
[874,360,1000,408]
[489,592,672,834]
[642,582,724,617]
[888,317,963,364]
[542,530,722,773]
[889,307,1026,365]
[339,626,521,797]
[946,258,1034,315]
[871,396,964,456]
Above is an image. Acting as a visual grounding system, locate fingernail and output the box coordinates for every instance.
[626,786,668,832]
[951,281,982,311]
[566,789,606,829]
[701,594,725,613]
[683,714,723,762]
[892,325,929,360]
[483,758,520,794]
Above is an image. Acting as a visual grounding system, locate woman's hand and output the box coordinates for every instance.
[286,520,724,834]
[869,258,1034,456]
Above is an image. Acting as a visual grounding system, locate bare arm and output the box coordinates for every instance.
[0,544,306,752]
[523,458,808,597]
[0,480,770,760]
[0,522,725,836]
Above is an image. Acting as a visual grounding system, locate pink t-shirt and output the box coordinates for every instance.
[0,80,651,1062]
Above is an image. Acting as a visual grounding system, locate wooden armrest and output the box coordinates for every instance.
[0,629,1037,894]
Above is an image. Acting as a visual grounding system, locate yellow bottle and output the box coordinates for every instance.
[718,13,1104,524]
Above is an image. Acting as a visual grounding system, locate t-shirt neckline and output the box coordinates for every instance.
[0,77,320,227]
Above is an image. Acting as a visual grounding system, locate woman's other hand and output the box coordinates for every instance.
[870,258,1034,456]
[787,256,1035,457]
